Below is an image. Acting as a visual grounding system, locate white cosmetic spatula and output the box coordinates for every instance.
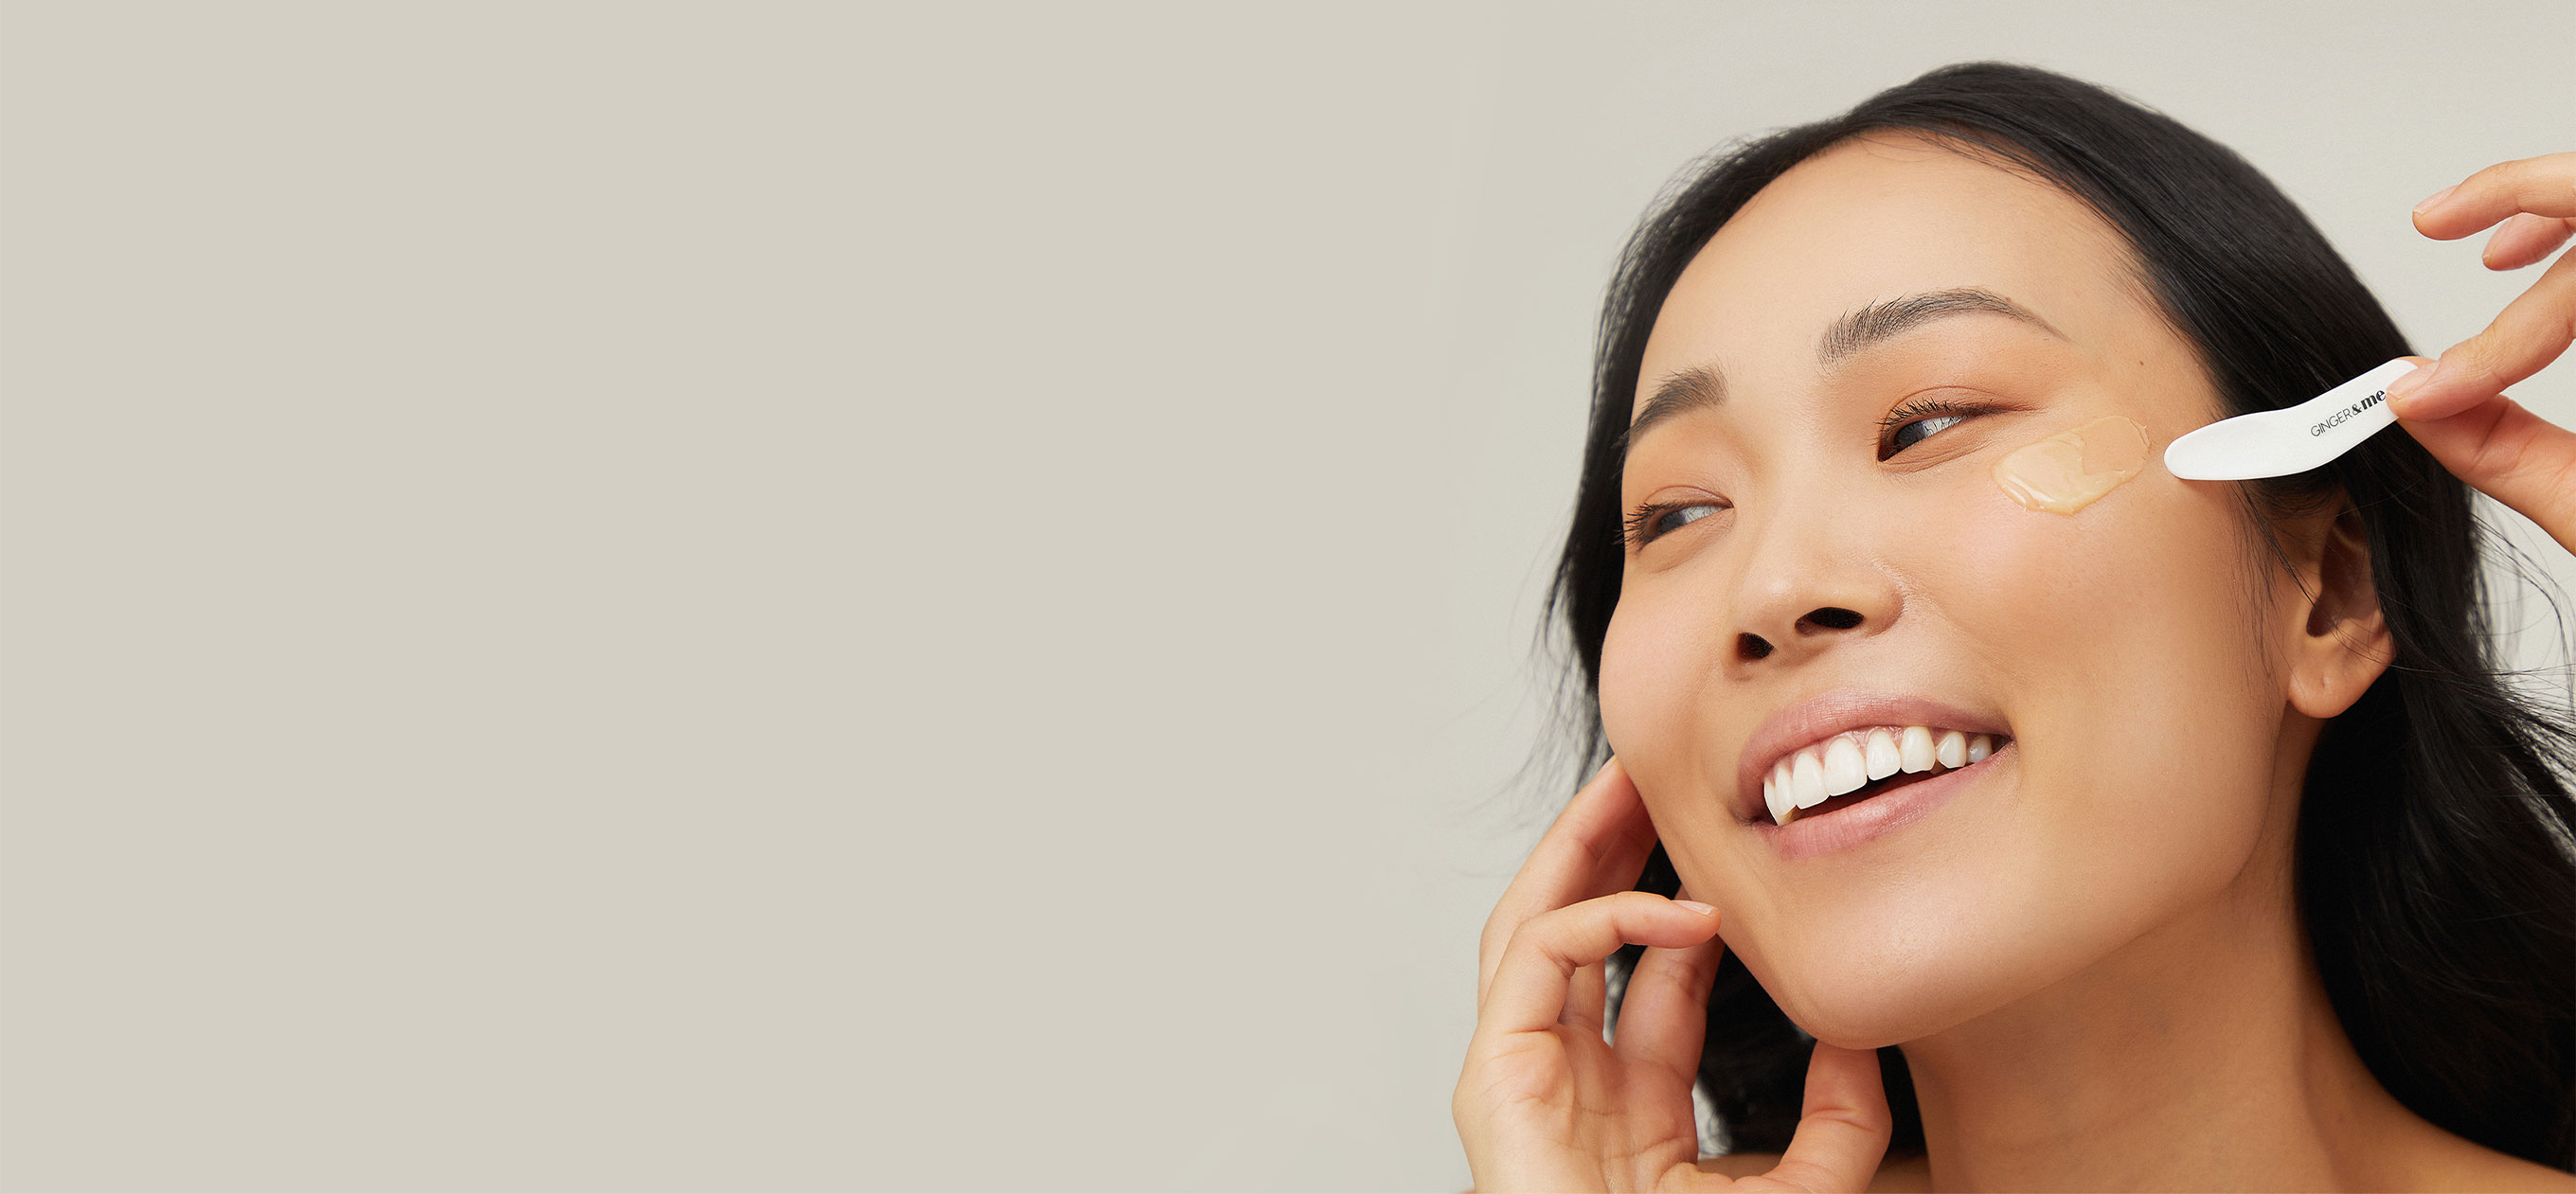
[2163,357,2423,481]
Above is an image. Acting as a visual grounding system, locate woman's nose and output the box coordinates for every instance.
[1725,517,1899,666]
[1737,604,1867,662]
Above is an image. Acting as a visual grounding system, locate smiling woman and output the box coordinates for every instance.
[1456,61,2576,1192]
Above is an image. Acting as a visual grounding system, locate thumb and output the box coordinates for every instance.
[1763,1041,1893,1193]
[2385,355,2576,557]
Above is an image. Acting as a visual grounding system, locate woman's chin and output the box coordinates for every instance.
[1770,981,1984,1052]
[1738,920,2075,1049]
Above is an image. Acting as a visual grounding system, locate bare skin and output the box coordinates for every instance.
[1454,138,2576,1191]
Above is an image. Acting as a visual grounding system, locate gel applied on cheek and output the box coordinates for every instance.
[1990,416,2152,515]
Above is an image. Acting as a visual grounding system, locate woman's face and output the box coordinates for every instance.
[1601,134,2321,1046]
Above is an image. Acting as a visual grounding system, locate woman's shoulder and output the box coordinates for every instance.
[1454,1149,1935,1192]
[1692,1141,2576,1192]
[2407,1139,2576,1192]
[1695,1148,1932,1191]
[2381,1106,2576,1191]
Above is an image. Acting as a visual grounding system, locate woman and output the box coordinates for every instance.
[1454,62,2576,1191]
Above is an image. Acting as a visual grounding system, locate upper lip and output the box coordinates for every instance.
[1734,688,2012,824]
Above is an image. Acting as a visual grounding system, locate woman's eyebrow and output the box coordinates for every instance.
[1620,287,2067,460]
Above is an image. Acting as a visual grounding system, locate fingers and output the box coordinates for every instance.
[1609,885,1727,1092]
[1564,958,1607,1037]
[2394,390,2576,557]
[1476,891,1721,1041]
[2411,151,2576,241]
[2391,153,2576,557]
[2386,237,2576,422]
[2483,212,2576,271]
[1765,1041,1895,1194]
[1477,757,1663,1010]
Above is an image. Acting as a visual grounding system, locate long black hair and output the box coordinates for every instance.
[1541,61,2576,1170]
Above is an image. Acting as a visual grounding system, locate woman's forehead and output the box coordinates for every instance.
[1636,136,2157,413]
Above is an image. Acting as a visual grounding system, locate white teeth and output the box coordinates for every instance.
[1863,728,1901,780]
[1790,751,1830,810]
[1822,737,1868,795]
[1900,725,1937,773]
[1762,724,2008,826]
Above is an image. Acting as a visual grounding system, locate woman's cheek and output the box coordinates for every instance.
[1936,458,2271,808]
[1598,583,1700,750]
[1931,463,2148,609]
[1597,587,1758,919]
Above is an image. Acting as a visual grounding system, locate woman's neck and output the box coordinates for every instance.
[1892,807,2447,1191]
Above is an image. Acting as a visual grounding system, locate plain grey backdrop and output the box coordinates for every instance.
[5,2,2572,1191]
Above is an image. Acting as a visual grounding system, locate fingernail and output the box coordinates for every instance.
[2414,184,2457,214]
[2386,362,2439,412]
[1674,900,1717,917]
[2482,221,2513,265]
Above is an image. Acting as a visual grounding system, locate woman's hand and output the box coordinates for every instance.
[2386,151,2576,556]
[1453,757,1892,1192]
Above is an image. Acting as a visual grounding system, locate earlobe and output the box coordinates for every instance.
[2285,503,2393,720]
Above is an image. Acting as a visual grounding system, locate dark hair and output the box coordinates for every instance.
[1540,61,2576,1170]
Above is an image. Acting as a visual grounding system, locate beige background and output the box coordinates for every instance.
[4,2,2570,1190]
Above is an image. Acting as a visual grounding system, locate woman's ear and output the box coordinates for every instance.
[2282,497,2393,719]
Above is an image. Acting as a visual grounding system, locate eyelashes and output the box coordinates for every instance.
[1622,499,1726,546]
[1875,395,1988,459]
[1622,397,1995,549]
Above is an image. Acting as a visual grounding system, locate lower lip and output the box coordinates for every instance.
[1754,741,2009,861]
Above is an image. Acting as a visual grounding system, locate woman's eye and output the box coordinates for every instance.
[1878,398,1988,459]
[1624,501,1726,547]
[1887,412,1966,454]
[1655,505,1718,536]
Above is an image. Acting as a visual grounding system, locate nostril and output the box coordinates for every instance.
[1801,607,1863,632]
[1737,632,1774,661]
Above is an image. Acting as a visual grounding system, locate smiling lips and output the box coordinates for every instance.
[1734,691,2012,828]
[1761,725,1999,826]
